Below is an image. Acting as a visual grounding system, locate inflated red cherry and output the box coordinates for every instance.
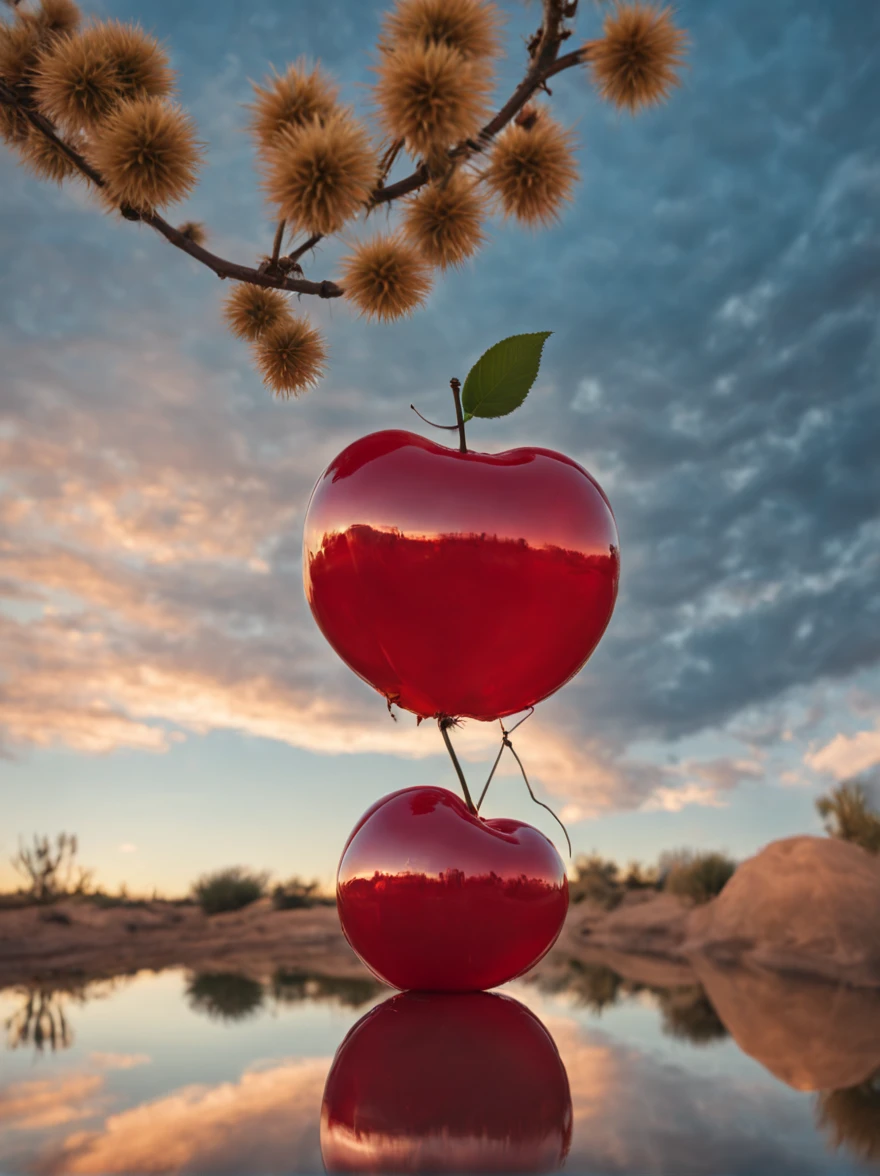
[321,989,573,1174]
[303,429,619,722]
[336,786,568,992]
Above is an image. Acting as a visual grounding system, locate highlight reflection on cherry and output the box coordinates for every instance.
[303,430,619,721]
[320,990,573,1174]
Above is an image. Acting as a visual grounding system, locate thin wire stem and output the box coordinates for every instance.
[438,721,478,815]
[476,743,505,812]
[410,405,459,430]
[506,738,572,856]
[477,708,535,811]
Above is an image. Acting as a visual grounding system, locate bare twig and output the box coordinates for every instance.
[270,218,286,265]
[0,81,343,299]
[371,0,578,207]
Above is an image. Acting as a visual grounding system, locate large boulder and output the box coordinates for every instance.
[684,835,880,987]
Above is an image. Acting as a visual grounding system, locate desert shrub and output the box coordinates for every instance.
[185,972,265,1022]
[660,850,736,904]
[816,781,880,855]
[271,876,333,910]
[622,860,659,890]
[11,833,93,903]
[191,867,267,915]
[569,854,624,910]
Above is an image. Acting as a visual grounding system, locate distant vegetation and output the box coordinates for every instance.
[11,833,93,904]
[185,971,266,1022]
[272,876,334,911]
[816,781,880,855]
[191,867,269,915]
[659,850,737,904]
[570,848,735,908]
[533,958,728,1046]
[185,967,383,1022]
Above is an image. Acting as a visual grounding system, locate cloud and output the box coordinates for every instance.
[806,722,880,780]
[1,0,878,827]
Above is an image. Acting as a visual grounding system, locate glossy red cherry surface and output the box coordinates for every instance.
[303,429,619,721]
[321,990,573,1174]
[337,786,568,992]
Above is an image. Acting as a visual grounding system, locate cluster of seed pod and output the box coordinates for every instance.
[0,0,687,398]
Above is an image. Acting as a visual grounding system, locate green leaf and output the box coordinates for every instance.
[461,331,552,420]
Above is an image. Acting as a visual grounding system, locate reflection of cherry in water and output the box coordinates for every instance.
[303,430,619,722]
[321,990,572,1174]
[338,787,568,992]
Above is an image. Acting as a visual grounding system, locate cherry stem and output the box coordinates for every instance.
[450,378,467,453]
[438,719,478,815]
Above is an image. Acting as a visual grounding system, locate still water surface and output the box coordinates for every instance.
[1,962,878,1175]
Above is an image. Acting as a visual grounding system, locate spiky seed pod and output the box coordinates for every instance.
[0,16,42,83]
[16,125,80,182]
[248,61,338,154]
[341,233,432,321]
[253,315,327,398]
[589,2,687,113]
[33,22,173,132]
[483,111,579,227]
[33,29,122,129]
[402,170,486,269]
[178,220,207,247]
[89,96,201,212]
[96,21,174,104]
[263,111,378,235]
[222,283,289,342]
[374,40,491,162]
[380,0,502,62]
[25,0,81,38]
[0,103,31,146]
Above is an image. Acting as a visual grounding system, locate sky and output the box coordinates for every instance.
[1,0,878,896]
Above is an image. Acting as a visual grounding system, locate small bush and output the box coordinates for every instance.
[661,850,736,904]
[271,876,331,910]
[191,867,267,915]
[569,853,623,909]
[816,781,880,855]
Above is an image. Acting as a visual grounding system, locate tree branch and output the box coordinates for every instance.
[370,0,574,208]
[1,0,585,298]
[0,80,343,299]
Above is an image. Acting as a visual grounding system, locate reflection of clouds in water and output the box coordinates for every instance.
[1,1008,835,1176]
[0,1074,106,1133]
[40,1058,330,1175]
[544,1016,830,1176]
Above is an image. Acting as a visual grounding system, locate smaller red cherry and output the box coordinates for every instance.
[337,785,569,992]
